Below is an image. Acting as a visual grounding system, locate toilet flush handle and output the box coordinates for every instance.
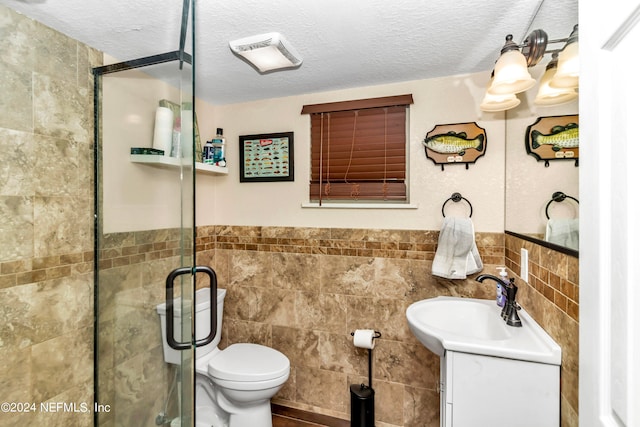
[164,265,219,351]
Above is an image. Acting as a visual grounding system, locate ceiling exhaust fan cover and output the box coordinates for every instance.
[229,32,303,73]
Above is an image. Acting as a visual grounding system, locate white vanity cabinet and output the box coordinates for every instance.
[440,351,559,427]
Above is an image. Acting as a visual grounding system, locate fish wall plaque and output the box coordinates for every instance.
[422,122,487,170]
[525,115,579,167]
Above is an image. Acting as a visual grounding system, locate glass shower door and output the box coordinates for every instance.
[94,53,198,426]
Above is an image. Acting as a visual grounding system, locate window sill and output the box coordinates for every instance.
[301,202,418,209]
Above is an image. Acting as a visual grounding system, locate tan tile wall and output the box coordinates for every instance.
[196,225,503,427]
[0,6,99,427]
[505,234,579,427]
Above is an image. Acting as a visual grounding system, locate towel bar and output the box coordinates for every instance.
[545,191,579,219]
[442,192,473,217]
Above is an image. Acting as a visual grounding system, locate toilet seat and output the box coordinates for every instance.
[208,343,289,382]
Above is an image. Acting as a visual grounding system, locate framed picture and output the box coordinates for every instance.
[239,132,294,182]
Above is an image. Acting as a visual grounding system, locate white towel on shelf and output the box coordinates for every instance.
[545,218,579,251]
[432,217,483,280]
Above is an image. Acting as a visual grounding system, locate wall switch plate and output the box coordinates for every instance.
[520,248,529,282]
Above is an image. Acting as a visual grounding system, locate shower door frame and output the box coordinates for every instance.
[92,48,198,426]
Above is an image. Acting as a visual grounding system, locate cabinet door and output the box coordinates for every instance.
[448,352,559,427]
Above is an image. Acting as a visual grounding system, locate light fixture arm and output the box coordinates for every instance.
[521,29,548,67]
[518,24,578,67]
[545,52,559,70]
[500,34,521,54]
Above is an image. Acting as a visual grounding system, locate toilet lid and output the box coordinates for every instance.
[208,343,290,382]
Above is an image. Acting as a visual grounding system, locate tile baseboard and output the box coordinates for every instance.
[272,404,350,427]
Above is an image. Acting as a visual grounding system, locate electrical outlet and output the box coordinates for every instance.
[520,248,529,282]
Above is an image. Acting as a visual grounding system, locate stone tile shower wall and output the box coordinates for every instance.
[505,234,579,427]
[0,6,99,427]
[96,229,184,427]
[196,225,503,427]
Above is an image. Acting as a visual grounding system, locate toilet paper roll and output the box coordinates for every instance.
[152,106,174,155]
[353,329,376,349]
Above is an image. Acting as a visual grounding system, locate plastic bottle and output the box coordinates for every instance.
[202,139,214,165]
[496,267,508,307]
[212,128,226,164]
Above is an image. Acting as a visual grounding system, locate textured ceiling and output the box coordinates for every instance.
[2,0,577,105]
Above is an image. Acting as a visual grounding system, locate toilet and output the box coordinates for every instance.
[157,288,290,427]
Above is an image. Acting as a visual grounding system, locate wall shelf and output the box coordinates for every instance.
[130,154,228,175]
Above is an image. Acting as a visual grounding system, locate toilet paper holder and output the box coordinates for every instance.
[350,330,382,339]
[350,330,381,427]
[350,330,382,344]
[351,330,380,383]
[350,330,381,388]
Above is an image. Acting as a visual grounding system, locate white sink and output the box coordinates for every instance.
[406,296,561,365]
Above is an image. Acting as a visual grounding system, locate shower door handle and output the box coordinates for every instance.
[165,266,218,351]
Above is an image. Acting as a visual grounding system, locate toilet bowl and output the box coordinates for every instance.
[157,288,290,427]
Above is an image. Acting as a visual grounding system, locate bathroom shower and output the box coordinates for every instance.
[93,0,201,425]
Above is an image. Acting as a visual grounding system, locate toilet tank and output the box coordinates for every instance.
[156,288,226,365]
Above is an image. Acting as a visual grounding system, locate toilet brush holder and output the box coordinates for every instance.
[350,382,374,427]
[349,330,381,427]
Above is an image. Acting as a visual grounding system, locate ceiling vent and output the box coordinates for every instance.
[229,32,303,73]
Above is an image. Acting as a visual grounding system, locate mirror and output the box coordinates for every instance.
[504,0,579,256]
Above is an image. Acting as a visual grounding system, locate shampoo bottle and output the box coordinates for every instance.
[496,267,508,307]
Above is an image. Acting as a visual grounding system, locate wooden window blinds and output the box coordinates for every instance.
[301,94,413,203]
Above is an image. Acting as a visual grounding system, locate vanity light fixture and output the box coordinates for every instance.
[480,75,521,111]
[229,32,303,73]
[481,25,579,112]
[534,53,578,106]
[550,25,579,89]
[488,35,536,95]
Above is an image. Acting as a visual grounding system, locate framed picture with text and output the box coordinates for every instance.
[239,132,294,182]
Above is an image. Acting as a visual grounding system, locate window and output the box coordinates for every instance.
[301,94,413,204]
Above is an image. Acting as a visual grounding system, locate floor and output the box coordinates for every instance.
[271,404,350,427]
[272,414,329,427]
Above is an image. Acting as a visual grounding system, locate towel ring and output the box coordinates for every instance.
[442,192,473,217]
[545,191,579,219]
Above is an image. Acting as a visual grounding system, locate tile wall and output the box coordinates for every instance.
[505,234,579,427]
[0,6,99,427]
[196,225,503,427]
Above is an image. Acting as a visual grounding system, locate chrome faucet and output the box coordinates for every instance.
[476,274,522,327]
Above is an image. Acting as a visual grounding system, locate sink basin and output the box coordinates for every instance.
[406,296,561,365]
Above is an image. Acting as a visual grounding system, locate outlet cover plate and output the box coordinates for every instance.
[520,248,529,281]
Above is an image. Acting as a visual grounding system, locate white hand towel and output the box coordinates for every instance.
[545,218,579,251]
[432,217,484,280]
